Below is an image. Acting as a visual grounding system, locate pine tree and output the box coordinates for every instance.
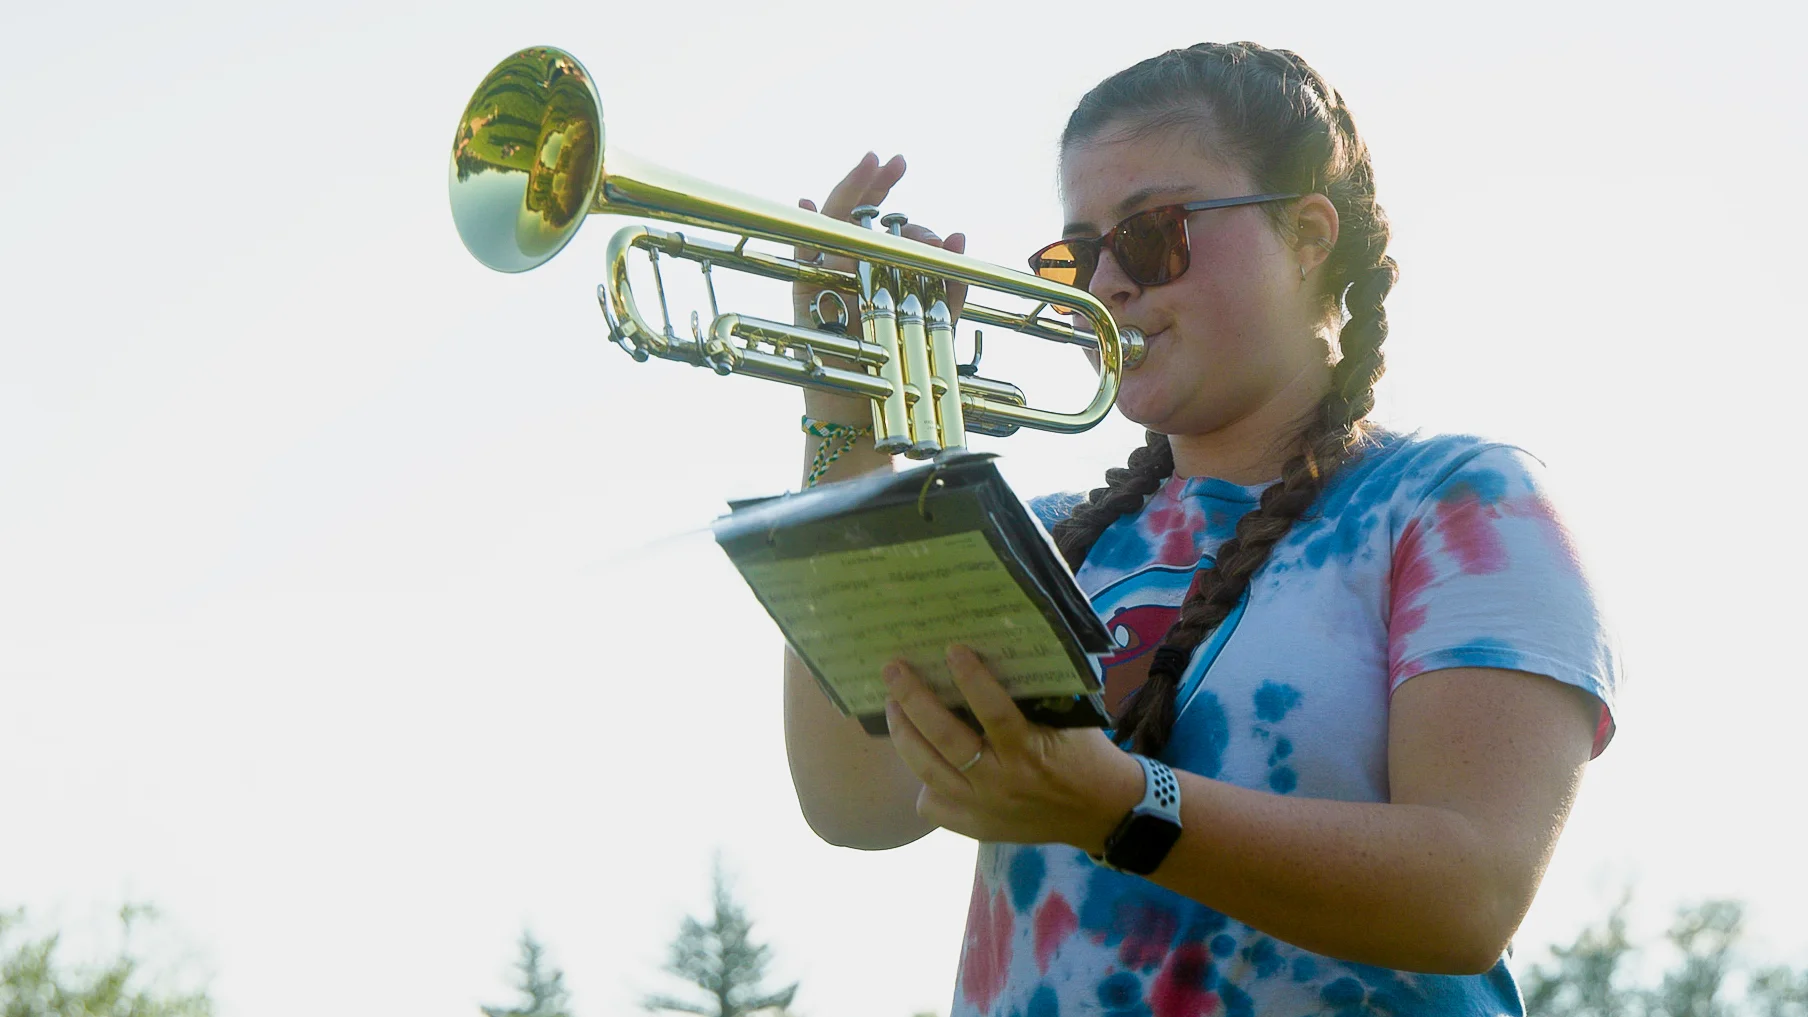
[643,861,797,1017]
[482,931,572,1017]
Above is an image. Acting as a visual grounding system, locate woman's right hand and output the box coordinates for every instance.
[792,152,968,424]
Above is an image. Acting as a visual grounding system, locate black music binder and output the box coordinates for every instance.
[713,452,1114,735]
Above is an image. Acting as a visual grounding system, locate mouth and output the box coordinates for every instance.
[1125,327,1164,369]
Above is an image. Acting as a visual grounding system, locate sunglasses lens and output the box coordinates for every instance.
[1114,208,1189,285]
[1029,240,1099,316]
[1029,240,1094,288]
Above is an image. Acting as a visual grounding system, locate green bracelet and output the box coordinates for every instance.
[801,415,874,489]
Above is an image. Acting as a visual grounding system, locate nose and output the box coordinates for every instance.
[1086,247,1141,308]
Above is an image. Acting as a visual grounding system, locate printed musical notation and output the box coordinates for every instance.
[739,530,1091,714]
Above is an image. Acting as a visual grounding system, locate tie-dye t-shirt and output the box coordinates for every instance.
[948,431,1619,1017]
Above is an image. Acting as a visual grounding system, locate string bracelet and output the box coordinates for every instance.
[802,415,874,489]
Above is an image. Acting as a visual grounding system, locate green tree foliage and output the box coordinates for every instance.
[481,931,572,1017]
[1522,896,1808,1017]
[643,861,797,1017]
[0,904,212,1017]
[1652,900,1745,1017]
[1747,966,1808,1017]
[1522,892,1637,1017]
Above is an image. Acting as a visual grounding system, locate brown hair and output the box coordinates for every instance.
[1047,42,1398,756]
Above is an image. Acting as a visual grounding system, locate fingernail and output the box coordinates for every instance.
[882,663,902,688]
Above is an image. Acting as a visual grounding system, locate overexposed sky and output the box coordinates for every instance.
[2,1,1804,1014]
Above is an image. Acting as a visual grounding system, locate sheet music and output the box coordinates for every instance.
[739,530,1094,715]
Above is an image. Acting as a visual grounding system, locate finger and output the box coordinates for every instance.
[820,151,886,222]
[898,223,941,246]
[914,783,967,833]
[944,645,1031,743]
[794,198,822,263]
[943,233,970,317]
[883,659,986,771]
[884,699,967,793]
[851,154,907,215]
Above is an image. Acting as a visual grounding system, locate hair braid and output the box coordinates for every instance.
[1049,432,1174,572]
[1055,41,1399,756]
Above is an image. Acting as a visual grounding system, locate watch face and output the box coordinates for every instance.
[1109,813,1183,875]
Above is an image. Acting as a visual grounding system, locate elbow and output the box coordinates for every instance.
[1419,885,1524,975]
[795,801,932,852]
[1392,924,1511,976]
[1437,938,1512,978]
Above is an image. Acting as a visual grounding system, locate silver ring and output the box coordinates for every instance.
[956,748,985,774]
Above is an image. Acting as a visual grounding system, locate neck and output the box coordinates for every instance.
[1166,357,1334,485]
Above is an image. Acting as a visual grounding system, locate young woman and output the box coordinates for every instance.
[784,42,1619,1017]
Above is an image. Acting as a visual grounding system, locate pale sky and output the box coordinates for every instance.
[2,1,1804,1015]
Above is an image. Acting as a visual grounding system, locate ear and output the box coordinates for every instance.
[1292,194,1340,277]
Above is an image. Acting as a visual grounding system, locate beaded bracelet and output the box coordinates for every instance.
[802,415,874,489]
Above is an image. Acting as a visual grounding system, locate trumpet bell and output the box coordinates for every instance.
[449,47,606,272]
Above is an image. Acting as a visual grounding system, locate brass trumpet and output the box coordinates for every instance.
[449,46,1145,456]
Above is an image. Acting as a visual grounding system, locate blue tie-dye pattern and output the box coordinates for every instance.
[1008,847,1046,912]
[1268,737,1293,766]
[1075,867,1191,972]
[1322,976,1365,1007]
[1442,467,1511,506]
[1026,491,1088,533]
[1027,983,1059,1017]
[1219,981,1255,1017]
[1163,689,1229,778]
[1097,971,1143,1011]
[1267,765,1299,795]
[1253,680,1302,721]
[951,432,1620,1017]
[1251,683,1303,794]
[1242,937,1285,979]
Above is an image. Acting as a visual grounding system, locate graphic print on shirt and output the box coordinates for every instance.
[1089,563,1248,761]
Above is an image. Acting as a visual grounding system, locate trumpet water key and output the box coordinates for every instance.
[449,46,1145,455]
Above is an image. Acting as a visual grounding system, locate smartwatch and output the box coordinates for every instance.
[1090,754,1183,876]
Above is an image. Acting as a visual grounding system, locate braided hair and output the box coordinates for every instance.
[1047,42,1399,757]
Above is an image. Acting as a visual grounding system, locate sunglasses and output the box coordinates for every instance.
[1027,193,1301,296]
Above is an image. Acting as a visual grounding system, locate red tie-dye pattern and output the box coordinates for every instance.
[1117,905,1180,971]
[959,878,1015,1014]
[1433,490,1509,575]
[1149,943,1220,1017]
[1140,489,1207,568]
[1508,493,1584,576]
[1388,518,1437,681]
[1032,892,1078,974]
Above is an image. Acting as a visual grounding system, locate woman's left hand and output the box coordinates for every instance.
[882,645,1145,850]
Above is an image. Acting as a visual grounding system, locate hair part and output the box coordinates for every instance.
[1048,42,1399,756]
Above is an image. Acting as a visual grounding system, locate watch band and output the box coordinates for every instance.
[1090,754,1183,875]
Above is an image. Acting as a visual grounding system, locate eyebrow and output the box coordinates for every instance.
[1063,184,1201,236]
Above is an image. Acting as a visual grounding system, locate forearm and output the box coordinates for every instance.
[1137,774,1514,974]
[782,389,929,848]
[783,650,933,848]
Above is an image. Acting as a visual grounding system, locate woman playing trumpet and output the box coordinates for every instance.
[785,41,1618,1017]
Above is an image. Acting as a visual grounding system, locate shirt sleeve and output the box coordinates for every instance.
[1387,444,1621,757]
[1027,491,1086,532]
